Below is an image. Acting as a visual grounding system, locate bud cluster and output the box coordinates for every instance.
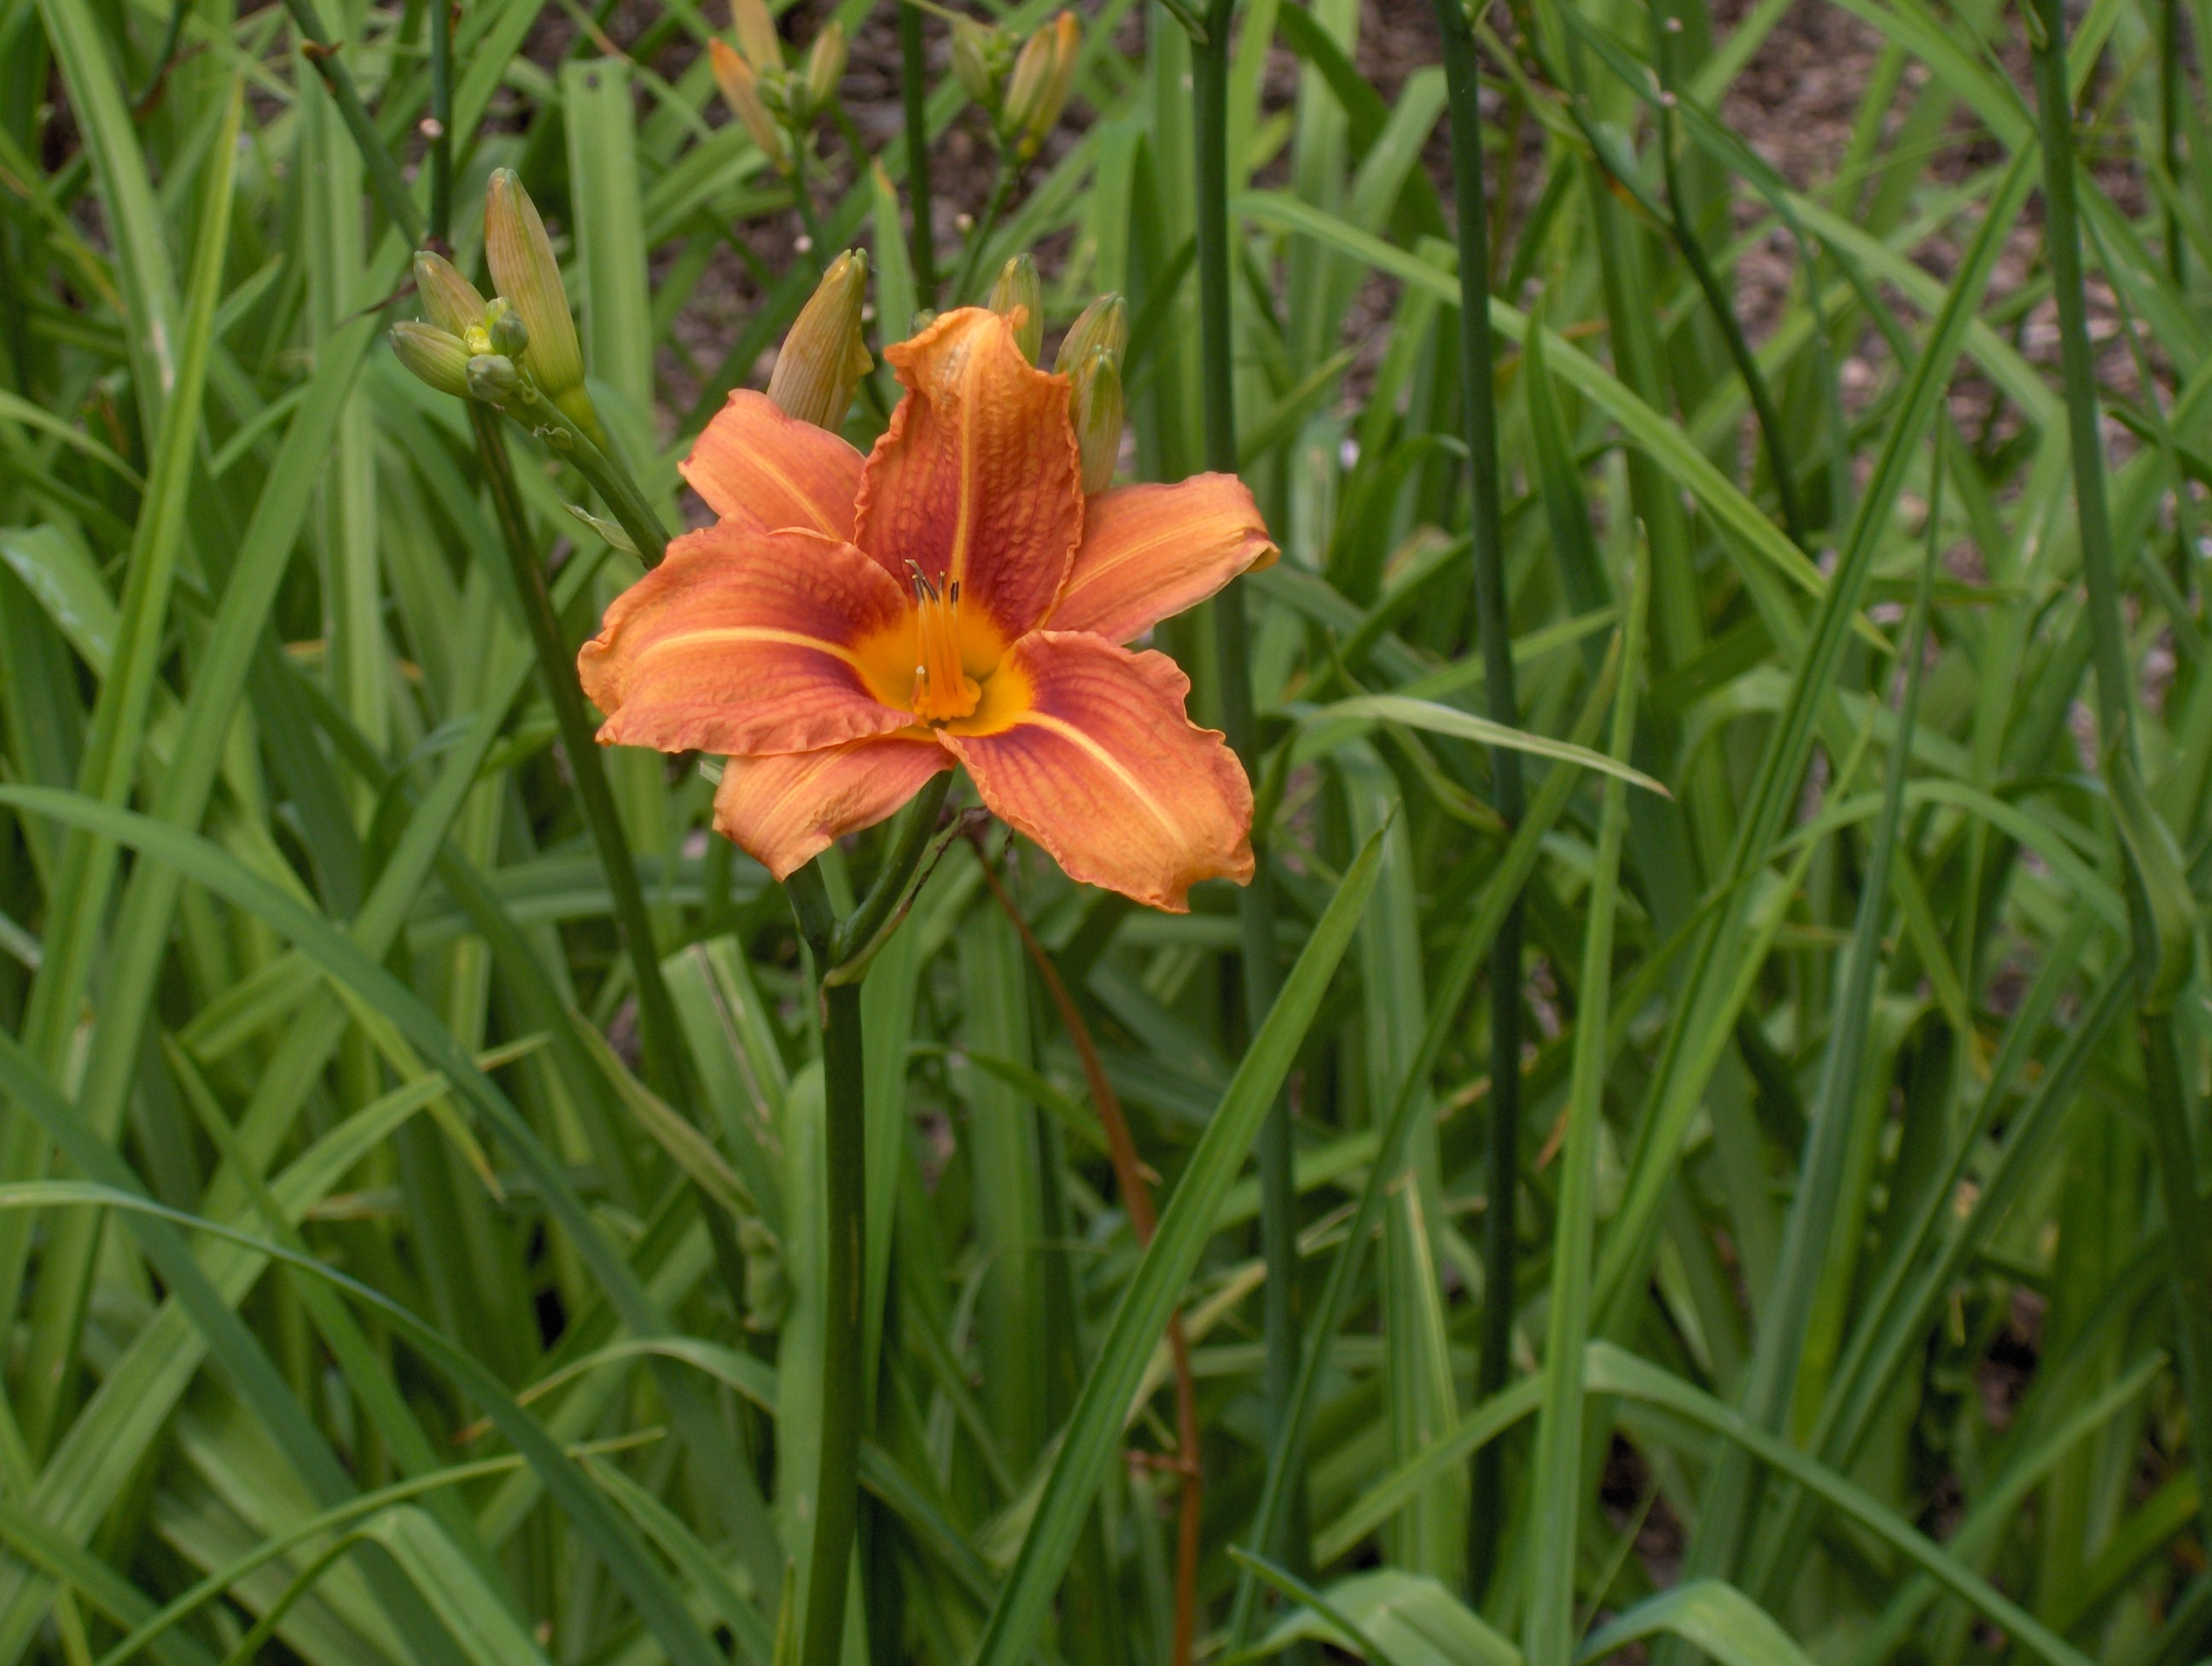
[708,0,847,175]
[954,9,1080,161]
[390,170,604,446]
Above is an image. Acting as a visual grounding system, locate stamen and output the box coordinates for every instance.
[905,564,981,723]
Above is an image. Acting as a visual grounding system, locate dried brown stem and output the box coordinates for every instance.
[973,848,1203,1666]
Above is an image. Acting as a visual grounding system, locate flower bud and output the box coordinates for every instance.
[1069,346,1121,493]
[1054,291,1126,376]
[390,322,472,399]
[414,250,488,337]
[710,38,790,169]
[952,16,1010,111]
[467,352,521,403]
[731,0,783,71]
[1004,11,1080,159]
[486,296,530,358]
[483,170,591,428]
[801,21,847,119]
[767,249,873,431]
[988,253,1042,363]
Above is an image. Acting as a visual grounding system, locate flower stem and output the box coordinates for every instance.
[1429,0,1524,1605]
[1190,0,1307,1605]
[426,0,454,248]
[509,395,672,568]
[898,1,940,307]
[948,159,1017,305]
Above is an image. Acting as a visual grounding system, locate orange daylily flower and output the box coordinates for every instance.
[578,306,1278,912]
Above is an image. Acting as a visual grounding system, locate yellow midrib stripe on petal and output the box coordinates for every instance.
[1014,710,1186,845]
[632,626,872,679]
[749,452,847,540]
[949,344,980,591]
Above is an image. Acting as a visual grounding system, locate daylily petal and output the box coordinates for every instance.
[713,734,952,880]
[1048,475,1279,644]
[680,389,864,539]
[941,631,1254,912]
[855,307,1082,645]
[579,525,914,756]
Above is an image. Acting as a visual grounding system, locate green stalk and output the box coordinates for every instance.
[468,403,689,1105]
[1192,0,1306,1593]
[504,392,671,568]
[283,0,424,246]
[1429,0,1523,1602]
[948,161,1017,305]
[2025,0,2212,1535]
[899,2,940,306]
[427,0,453,248]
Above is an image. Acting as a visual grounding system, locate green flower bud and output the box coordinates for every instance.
[710,38,790,170]
[988,253,1042,363]
[413,250,487,337]
[390,321,472,399]
[767,249,873,431]
[952,16,1010,112]
[1003,11,1080,159]
[1054,292,1126,376]
[486,296,530,358]
[731,0,783,71]
[483,170,594,434]
[801,21,847,119]
[1069,346,1122,494]
[467,352,521,403]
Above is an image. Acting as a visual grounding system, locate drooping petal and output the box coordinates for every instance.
[713,734,952,880]
[942,632,1254,912]
[680,389,864,539]
[1047,475,1279,644]
[579,525,915,757]
[854,306,1082,646]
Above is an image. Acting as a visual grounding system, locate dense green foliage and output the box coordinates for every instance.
[0,0,2208,1662]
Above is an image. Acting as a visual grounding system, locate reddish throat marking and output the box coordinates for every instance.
[907,566,981,722]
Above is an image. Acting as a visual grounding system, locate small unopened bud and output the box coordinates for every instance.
[731,0,783,70]
[486,297,530,358]
[1054,292,1126,375]
[390,322,472,399]
[952,16,1010,111]
[467,352,521,402]
[988,253,1042,363]
[414,250,488,337]
[801,22,847,119]
[710,38,790,169]
[1004,11,1080,159]
[1069,347,1121,493]
[483,170,592,429]
[768,249,873,431]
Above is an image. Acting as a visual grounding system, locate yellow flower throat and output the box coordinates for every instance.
[907,568,981,723]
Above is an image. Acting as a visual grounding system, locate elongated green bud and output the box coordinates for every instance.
[767,249,873,430]
[952,16,1010,111]
[988,253,1043,362]
[710,38,789,169]
[731,0,783,68]
[483,170,592,432]
[1069,346,1121,493]
[467,352,521,402]
[801,21,847,118]
[390,321,472,399]
[1054,292,1126,375]
[414,251,488,337]
[1003,11,1080,159]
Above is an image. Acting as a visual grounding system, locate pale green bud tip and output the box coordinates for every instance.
[1003,10,1080,158]
[413,251,488,337]
[1055,292,1126,375]
[483,169,588,405]
[391,322,472,399]
[466,352,521,402]
[803,22,847,117]
[731,0,783,71]
[988,253,1042,363]
[1071,347,1121,494]
[768,249,873,431]
[952,17,1010,110]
